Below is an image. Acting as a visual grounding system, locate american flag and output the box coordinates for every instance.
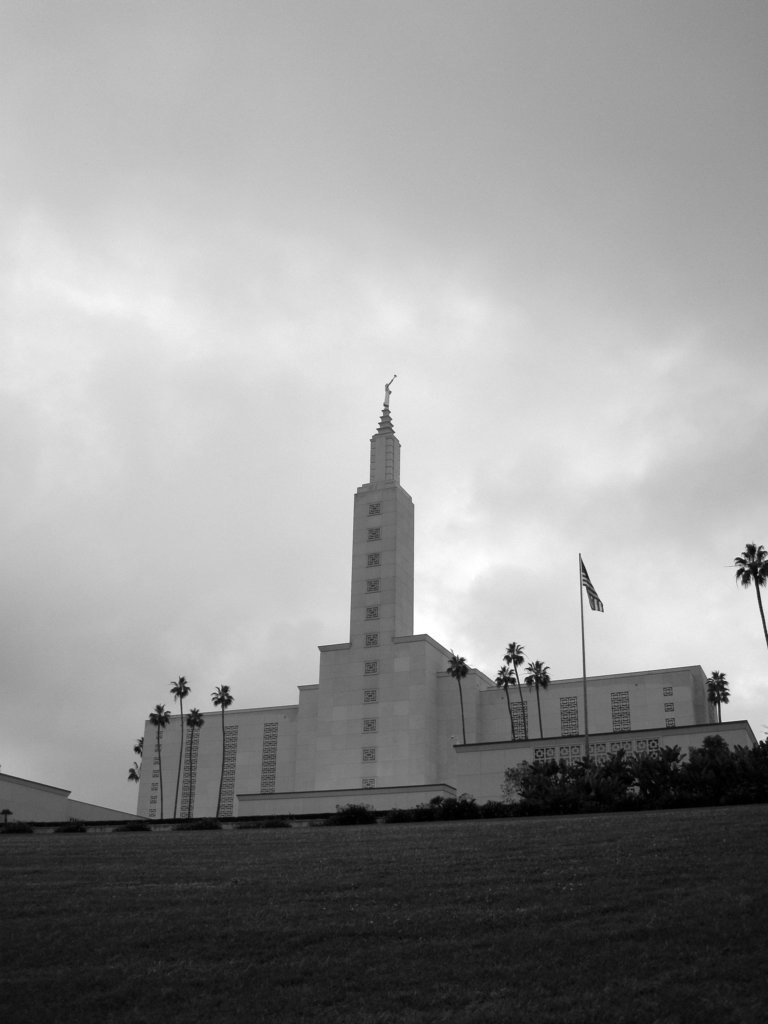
[580,558,604,612]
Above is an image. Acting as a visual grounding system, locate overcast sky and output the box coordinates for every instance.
[2,2,766,813]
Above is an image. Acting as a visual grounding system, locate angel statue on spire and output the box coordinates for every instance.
[384,374,397,408]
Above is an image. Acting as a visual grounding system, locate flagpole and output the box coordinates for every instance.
[579,553,590,763]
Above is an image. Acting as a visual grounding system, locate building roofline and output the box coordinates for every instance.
[0,772,71,796]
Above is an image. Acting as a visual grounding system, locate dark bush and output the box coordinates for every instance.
[479,800,513,818]
[432,795,481,820]
[113,820,151,832]
[324,803,377,826]
[173,818,222,830]
[54,821,87,833]
[502,737,768,816]
[236,817,291,829]
[386,795,494,823]
[384,807,416,823]
[1,821,33,834]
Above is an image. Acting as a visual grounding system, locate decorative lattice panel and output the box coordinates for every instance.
[367,553,381,567]
[559,696,579,736]
[367,528,381,542]
[363,688,378,703]
[511,702,529,739]
[368,502,381,516]
[363,718,377,733]
[218,725,239,817]
[610,691,631,732]
[260,721,279,794]
[362,747,376,762]
[365,633,379,647]
[365,606,379,620]
[366,579,380,593]
[180,726,202,818]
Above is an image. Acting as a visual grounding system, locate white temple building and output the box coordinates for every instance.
[136,392,756,818]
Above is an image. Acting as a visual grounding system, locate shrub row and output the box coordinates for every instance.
[502,736,768,815]
[323,796,514,826]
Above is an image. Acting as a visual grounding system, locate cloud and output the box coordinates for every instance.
[1,2,767,810]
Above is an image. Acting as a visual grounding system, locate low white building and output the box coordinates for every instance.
[136,396,756,818]
[0,772,142,823]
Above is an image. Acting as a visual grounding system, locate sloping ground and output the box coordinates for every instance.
[2,805,766,1024]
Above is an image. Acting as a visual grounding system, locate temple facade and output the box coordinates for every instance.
[136,395,754,818]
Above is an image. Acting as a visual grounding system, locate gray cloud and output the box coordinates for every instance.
[2,2,767,808]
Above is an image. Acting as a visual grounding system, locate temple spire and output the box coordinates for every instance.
[369,378,401,484]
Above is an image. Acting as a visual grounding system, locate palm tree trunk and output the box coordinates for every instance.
[216,708,226,818]
[535,684,544,739]
[186,724,195,818]
[504,685,516,741]
[156,726,164,819]
[457,681,467,744]
[513,669,528,739]
[755,586,768,653]
[718,701,722,724]
[173,700,184,820]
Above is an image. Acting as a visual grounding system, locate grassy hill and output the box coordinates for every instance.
[2,805,767,1023]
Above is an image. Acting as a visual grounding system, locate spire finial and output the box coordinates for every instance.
[384,374,397,409]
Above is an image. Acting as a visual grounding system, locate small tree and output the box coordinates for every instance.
[734,543,768,653]
[211,685,235,818]
[447,653,469,744]
[185,707,205,818]
[128,735,143,783]
[170,675,191,819]
[148,704,171,818]
[495,665,517,741]
[524,660,551,740]
[504,642,528,739]
[707,670,730,723]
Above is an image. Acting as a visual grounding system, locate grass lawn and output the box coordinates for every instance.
[2,804,767,1024]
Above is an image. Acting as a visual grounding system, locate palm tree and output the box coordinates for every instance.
[129,736,143,784]
[494,665,517,741]
[170,675,191,819]
[447,653,469,744]
[148,704,171,818]
[707,670,731,724]
[185,707,205,818]
[211,685,235,818]
[524,660,551,739]
[734,543,768,653]
[504,642,528,740]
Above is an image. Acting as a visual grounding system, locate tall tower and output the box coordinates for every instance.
[311,385,425,792]
[349,396,414,646]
